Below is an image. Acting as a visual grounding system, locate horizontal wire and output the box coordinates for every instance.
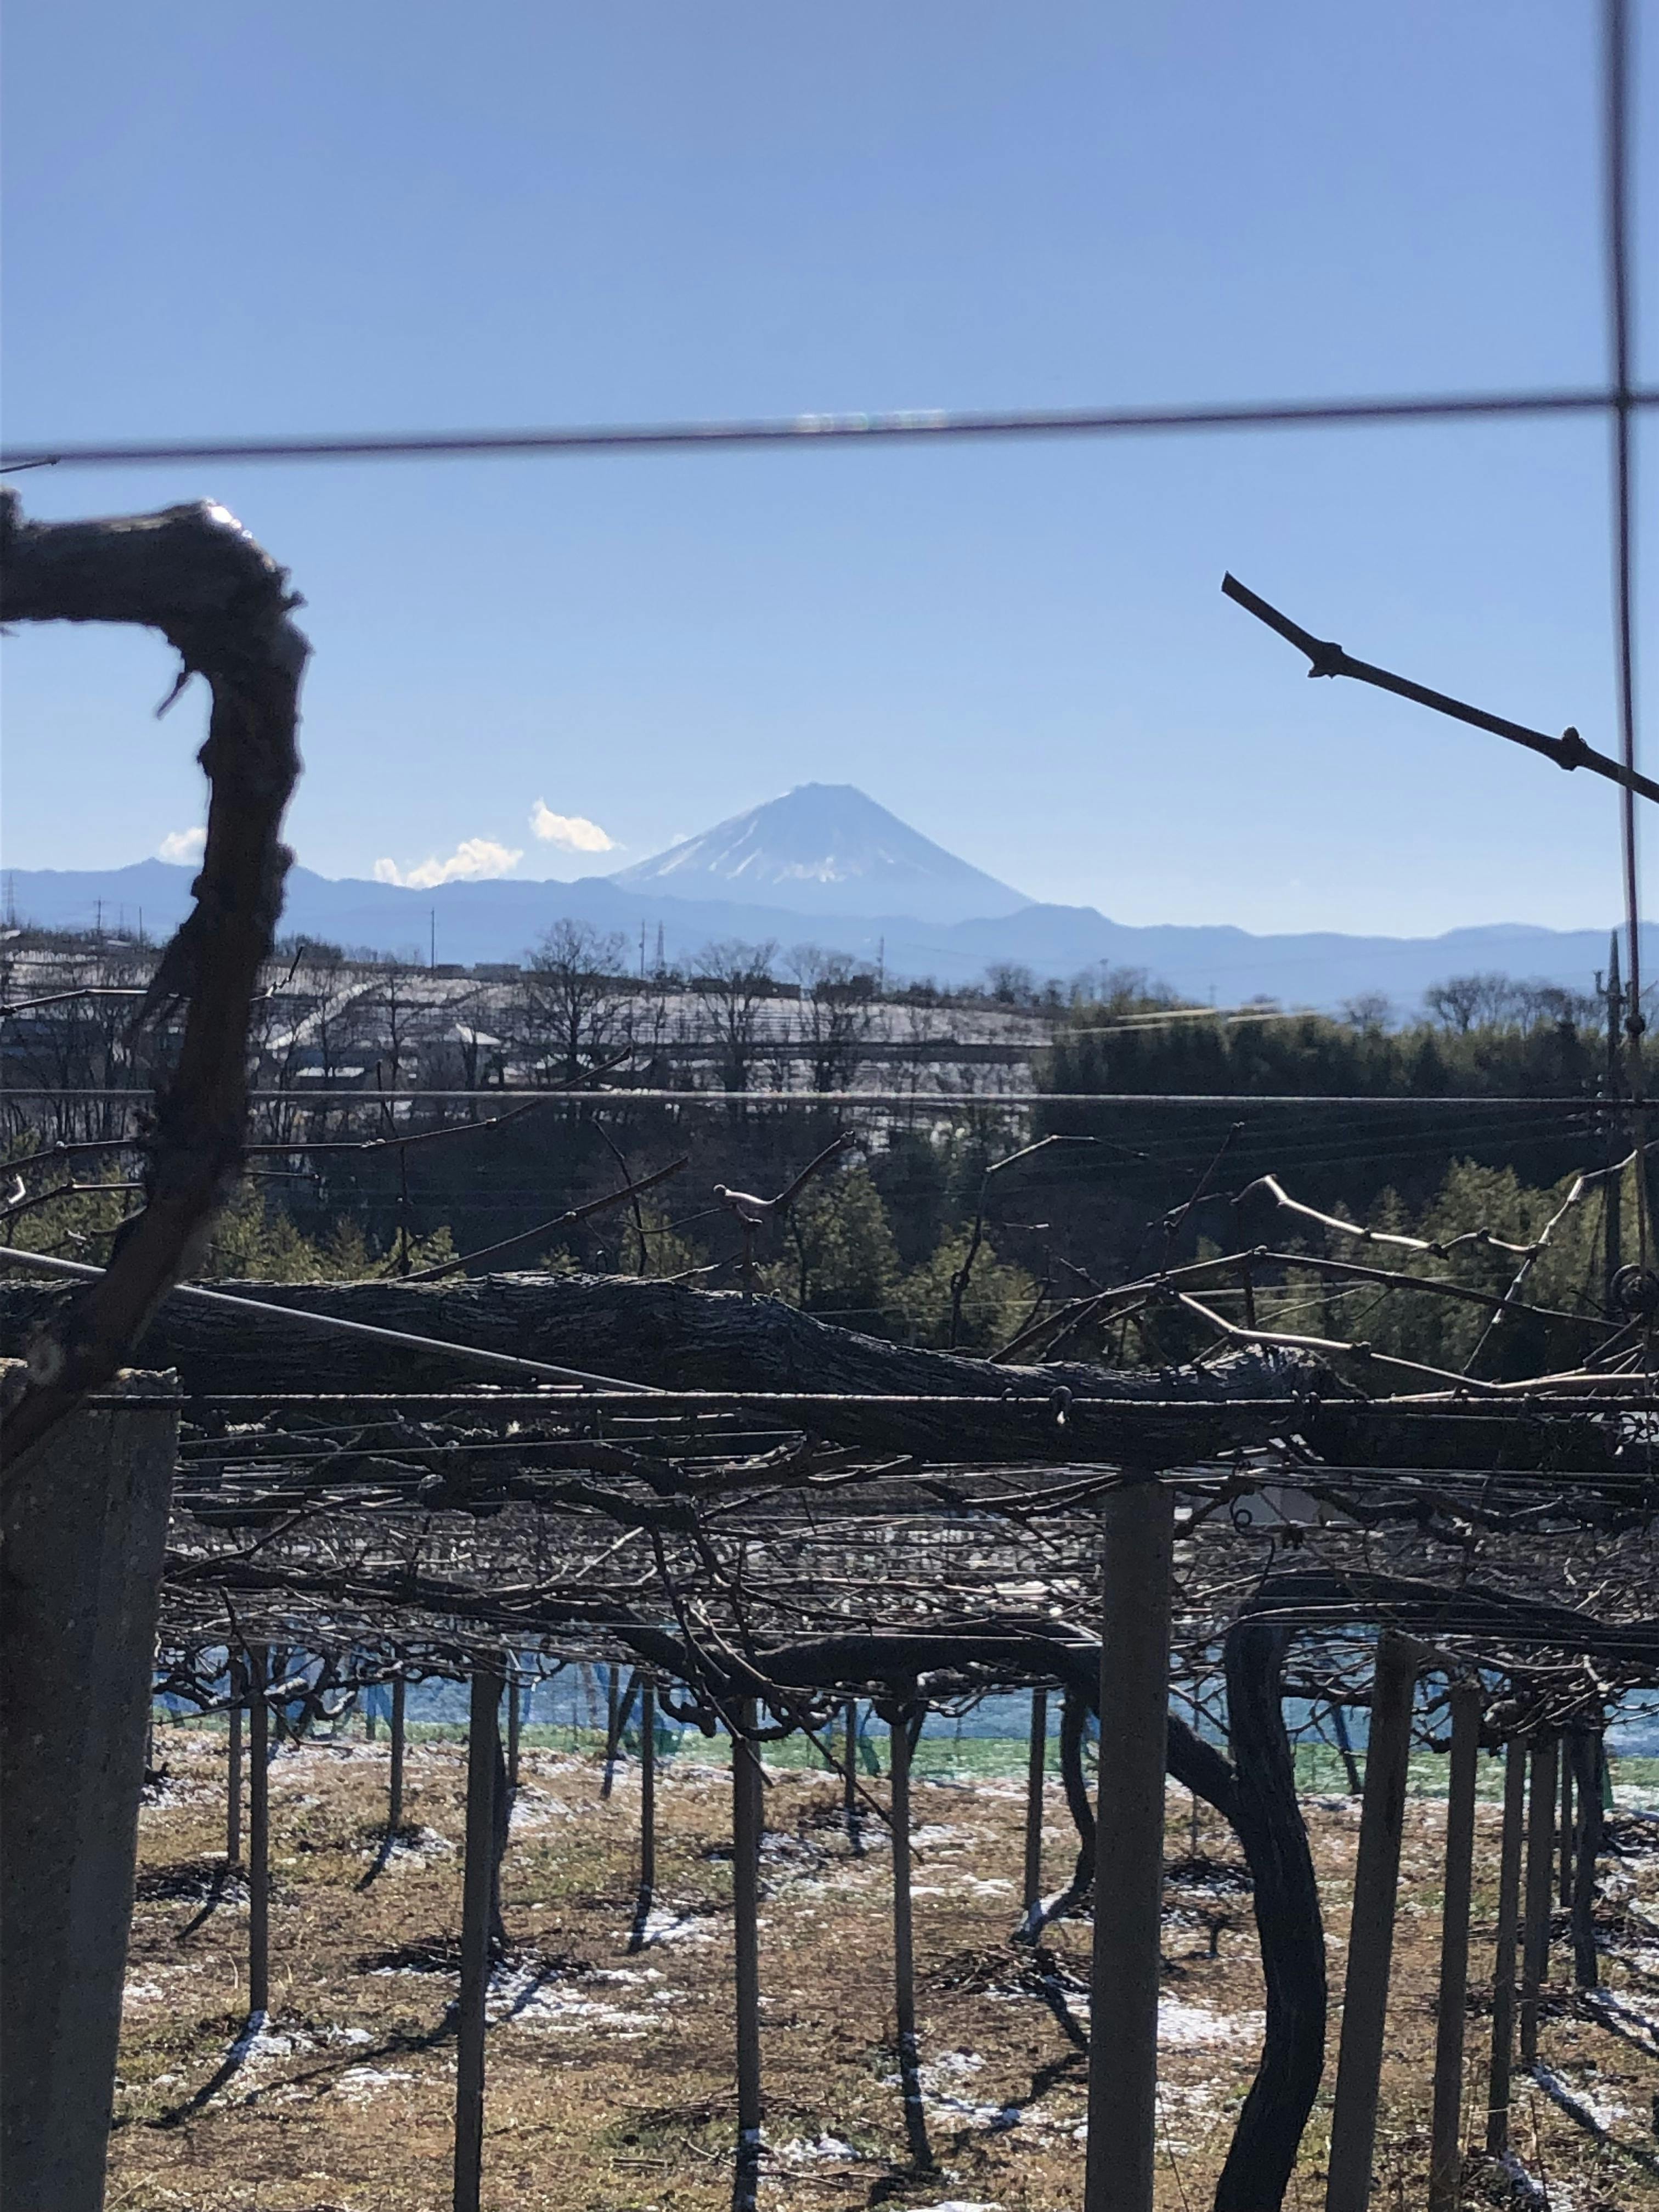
[5,384,1657,473]
[0,1086,1609,1107]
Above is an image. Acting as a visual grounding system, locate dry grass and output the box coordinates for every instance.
[108,1726,1659,2210]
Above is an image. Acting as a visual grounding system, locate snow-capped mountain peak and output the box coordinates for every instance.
[608,784,1031,924]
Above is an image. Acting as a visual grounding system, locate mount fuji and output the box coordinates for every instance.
[4,782,1637,1009]
[609,783,1031,926]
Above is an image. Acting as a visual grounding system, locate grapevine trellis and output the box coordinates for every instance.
[9,1258,1659,2208]
[2,7,1655,2208]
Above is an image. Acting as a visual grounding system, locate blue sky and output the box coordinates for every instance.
[3,1,1654,934]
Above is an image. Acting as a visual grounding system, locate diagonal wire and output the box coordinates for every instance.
[3,386,1659,474]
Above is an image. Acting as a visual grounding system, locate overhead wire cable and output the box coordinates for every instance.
[5,386,1657,475]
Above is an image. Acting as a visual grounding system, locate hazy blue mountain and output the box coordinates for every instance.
[5,854,1636,1014]
[608,782,1032,924]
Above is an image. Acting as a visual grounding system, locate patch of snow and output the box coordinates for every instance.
[336,2065,415,2101]
[631,1906,715,1946]
[379,1826,455,1864]
[1533,2063,1632,2133]
[486,1959,658,2034]
[228,2012,313,2064]
[774,2134,860,2166]
[1492,2151,1553,2208]
[495,1988,653,2035]
[1156,1999,1265,2049]
[882,2048,1025,2134]
[1583,1987,1659,2052]
[508,1787,577,1834]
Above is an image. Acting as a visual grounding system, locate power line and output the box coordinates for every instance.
[0,1085,1607,1108]
[4,386,1657,475]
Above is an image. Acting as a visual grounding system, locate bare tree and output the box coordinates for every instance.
[691,939,777,1094]
[1422,974,1520,1032]
[517,922,628,1083]
[788,944,875,1095]
[1423,973,1599,1036]
[1510,981,1600,1031]
[1340,992,1393,1035]
[984,960,1038,1007]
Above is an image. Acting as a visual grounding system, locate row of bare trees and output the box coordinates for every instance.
[492,924,883,1092]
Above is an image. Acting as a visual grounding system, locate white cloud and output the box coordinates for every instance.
[530,800,617,853]
[372,837,524,890]
[157,827,206,865]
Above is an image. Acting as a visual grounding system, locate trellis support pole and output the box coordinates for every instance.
[1023,1686,1048,1916]
[454,1660,502,2212]
[1520,1733,1559,2067]
[0,1373,179,2212]
[226,1656,244,1866]
[886,1701,932,2168]
[1427,1680,1481,2210]
[248,1645,270,2017]
[1324,1628,1418,2212]
[732,1696,764,2212]
[389,1674,407,1835]
[1484,1735,1528,2155]
[1084,1471,1175,2212]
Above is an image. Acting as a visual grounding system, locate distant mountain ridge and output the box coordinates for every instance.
[4,855,1638,1014]
[609,783,1031,924]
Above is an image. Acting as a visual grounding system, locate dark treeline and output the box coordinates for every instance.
[1039,986,1615,1222]
[2,923,1634,1373]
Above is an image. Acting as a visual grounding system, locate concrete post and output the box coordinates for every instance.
[454,1661,502,2212]
[247,1645,269,2017]
[602,1663,621,1799]
[1,1370,180,2212]
[1427,1683,1481,2211]
[633,1681,656,1941]
[888,1703,931,2167]
[1520,1733,1559,2067]
[388,1673,407,1835]
[732,1697,765,2212]
[1568,1729,1603,1989]
[1023,1687,1048,1915]
[1558,1748,1575,1908]
[1084,1474,1175,2212]
[225,1655,244,1866]
[844,1700,860,1849]
[1484,1737,1527,2156]
[1324,1630,1419,2212]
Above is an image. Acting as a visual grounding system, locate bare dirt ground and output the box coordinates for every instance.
[108,1725,1659,2211]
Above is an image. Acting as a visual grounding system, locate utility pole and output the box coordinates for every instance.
[430,909,436,970]
[1606,931,1624,1310]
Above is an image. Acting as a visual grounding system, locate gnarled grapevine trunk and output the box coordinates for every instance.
[0,493,306,1469]
[1213,1622,1326,2212]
